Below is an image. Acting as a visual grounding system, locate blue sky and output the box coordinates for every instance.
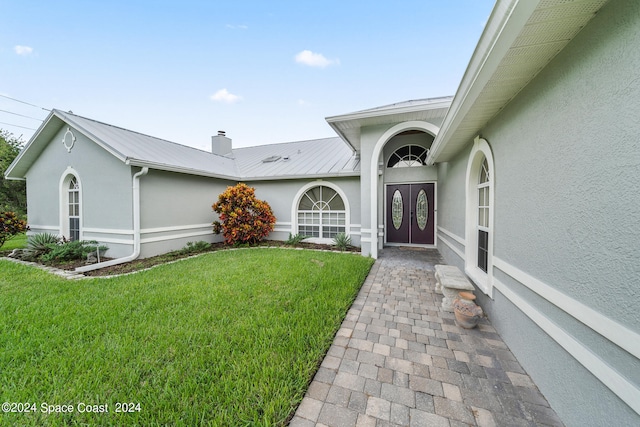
[1,1,495,149]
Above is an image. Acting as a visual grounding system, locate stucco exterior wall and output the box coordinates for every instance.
[24,125,134,257]
[437,1,640,424]
[435,145,470,267]
[248,177,362,245]
[138,170,232,257]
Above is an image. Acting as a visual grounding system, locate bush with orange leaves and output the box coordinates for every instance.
[212,183,276,245]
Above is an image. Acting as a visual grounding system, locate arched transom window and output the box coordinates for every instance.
[297,185,346,238]
[68,177,80,241]
[387,145,429,168]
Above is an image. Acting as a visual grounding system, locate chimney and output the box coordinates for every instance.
[211,130,233,156]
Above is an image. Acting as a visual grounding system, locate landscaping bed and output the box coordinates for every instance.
[1,239,360,277]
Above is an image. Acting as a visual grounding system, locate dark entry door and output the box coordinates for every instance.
[386,183,435,245]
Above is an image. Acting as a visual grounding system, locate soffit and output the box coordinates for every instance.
[326,97,453,152]
[428,0,610,164]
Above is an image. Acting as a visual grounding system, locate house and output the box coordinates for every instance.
[5,0,639,425]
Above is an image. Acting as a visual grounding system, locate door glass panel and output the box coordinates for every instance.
[392,190,403,230]
[416,189,428,231]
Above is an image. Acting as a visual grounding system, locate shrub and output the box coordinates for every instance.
[0,211,28,247]
[212,183,276,245]
[41,240,108,263]
[332,233,352,251]
[179,241,211,255]
[285,233,307,245]
[26,232,62,259]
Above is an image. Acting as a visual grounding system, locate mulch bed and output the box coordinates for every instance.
[2,241,360,277]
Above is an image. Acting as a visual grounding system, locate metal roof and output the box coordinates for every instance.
[5,109,359,181]
[233,137,359,180]
[427,0,611,164]
[326,97,452,152]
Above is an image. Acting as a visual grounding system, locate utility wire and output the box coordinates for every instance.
[0,94,51,111]
[0,109,43,121]
[0,121,37,130]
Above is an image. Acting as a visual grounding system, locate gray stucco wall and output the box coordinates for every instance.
[138,170,232,257]
[435,145,470,266]
[437,1,640,425]
[24,124,134,257]
[248,177,362,245]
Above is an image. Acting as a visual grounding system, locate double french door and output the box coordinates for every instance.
[386,183,435,245]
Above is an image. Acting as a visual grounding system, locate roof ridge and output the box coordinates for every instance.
[232,136,341,151]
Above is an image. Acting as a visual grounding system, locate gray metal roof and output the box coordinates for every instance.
[5,109,359,181]
[233,137,359,180]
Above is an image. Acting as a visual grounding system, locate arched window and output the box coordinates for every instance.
[477,158,490,272]
[387,145,429,168]
[67,177,80,241]
[465,136,494,296]
[297,185,346,238]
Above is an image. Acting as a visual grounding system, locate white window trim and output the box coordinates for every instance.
[291,181,350,244]
[58,167,83,241]
[464,136,495,297]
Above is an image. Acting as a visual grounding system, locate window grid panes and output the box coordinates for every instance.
[477,156,490,272]
[298,186,346,238]
[387,145,429,168]
[68,177,80,241]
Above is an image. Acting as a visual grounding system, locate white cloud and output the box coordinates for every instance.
[297,99,310,107]
[210,88,242,104]
[295,50,339,68]
[226,24,248,30]
[14,45,33,56]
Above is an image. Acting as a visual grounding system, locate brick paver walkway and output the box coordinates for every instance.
[290,247,564,427]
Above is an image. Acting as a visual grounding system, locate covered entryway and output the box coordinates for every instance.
[386,183,435,245]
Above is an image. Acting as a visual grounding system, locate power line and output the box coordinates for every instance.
[0,94,50,111]
[0,109,43,121]
[0,121,37,131]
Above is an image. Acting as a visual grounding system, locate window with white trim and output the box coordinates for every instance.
[387,145,428,168]
[297,185,346,238]
[477,158,490,272]
[68,177,80,241]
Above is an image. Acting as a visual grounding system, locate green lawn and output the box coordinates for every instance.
[0,232,27,251]
[0,248,374,426]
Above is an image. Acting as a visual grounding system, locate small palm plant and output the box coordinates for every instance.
[332,233,351,251]
[26,232,62,260]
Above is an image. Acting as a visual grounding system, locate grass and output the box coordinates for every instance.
[0,248,374,426]
[0,232,27,252]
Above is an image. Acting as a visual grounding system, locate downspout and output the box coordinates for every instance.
[75,167,149,273]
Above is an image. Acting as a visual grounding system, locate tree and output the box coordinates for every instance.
[212,183,276,245]
[0,130,26,216]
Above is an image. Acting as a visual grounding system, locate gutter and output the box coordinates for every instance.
[75,167,149,273]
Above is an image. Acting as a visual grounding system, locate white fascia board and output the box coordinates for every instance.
[325,99,453,123]
[427,0,539,165]
[125,159,239,181]
[4,110,60,180]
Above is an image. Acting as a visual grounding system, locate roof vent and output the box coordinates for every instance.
[218,130,226,136]
[262,155,282,163]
